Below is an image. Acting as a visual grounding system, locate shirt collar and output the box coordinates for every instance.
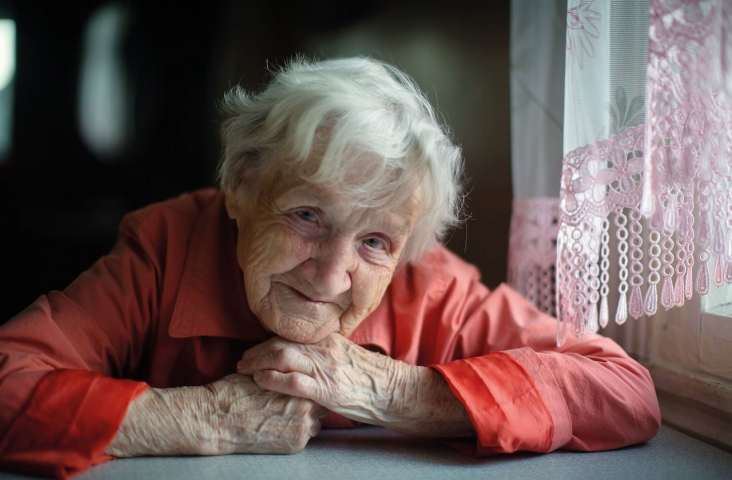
[168,192,269,342]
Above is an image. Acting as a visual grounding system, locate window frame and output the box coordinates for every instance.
[642,285,732,452]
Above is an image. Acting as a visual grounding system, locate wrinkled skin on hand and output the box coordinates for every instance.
[237,333,474,437]
[206,374,329,454]
[106,374,328,457]
[238,334,403,425]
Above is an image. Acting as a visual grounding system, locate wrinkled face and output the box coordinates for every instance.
[226,182,421,344]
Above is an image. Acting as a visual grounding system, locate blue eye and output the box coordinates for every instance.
[296,210,317,222]
[364,237,384,249]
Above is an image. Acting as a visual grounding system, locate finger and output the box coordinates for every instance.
[238,346,314,376]
[240,336,291,363]
[310,419,322,438]
[253,369,320,401]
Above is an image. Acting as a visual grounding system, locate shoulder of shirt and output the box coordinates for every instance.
[408,244,482,281]
[391,244,483,302]
[117,188,222,239]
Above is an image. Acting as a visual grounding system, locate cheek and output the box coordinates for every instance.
[368,272,392,308]
[340,265,393,333]
[239,226,312,296]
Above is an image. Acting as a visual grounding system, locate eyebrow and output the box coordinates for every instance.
[278,185,416,236]
[366,208,415,238]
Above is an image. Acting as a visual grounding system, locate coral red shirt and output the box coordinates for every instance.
[0,190,661,478]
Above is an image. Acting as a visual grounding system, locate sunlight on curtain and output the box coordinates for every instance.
[556,0,732,345]
[507,0,566,316]
[0,19,15,162]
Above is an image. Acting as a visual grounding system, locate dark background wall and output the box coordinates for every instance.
[0,0,512,324]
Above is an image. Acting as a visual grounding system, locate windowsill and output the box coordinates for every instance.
[641,290,732,452]
[648,362,732,453]
[702,306,732,342]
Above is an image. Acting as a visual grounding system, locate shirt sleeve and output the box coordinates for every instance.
[0,209,165,478]
[397,248,661,456]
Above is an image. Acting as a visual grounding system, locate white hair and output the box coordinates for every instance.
[218,56,464,265]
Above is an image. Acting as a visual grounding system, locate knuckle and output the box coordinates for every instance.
[287,375,300,391]
[276,347,296,365]
[288,374,307,393]
[274,348,287,362]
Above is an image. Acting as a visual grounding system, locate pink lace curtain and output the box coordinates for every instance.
[555,0,732,345]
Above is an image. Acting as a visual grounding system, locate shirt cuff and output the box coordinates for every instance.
[322,411,360,429]
[0,369,149,479]
[503,347,572,451]
[432,352,553,455]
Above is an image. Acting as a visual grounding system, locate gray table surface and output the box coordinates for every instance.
[2,425,731,480]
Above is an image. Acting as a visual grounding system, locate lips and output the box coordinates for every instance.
[286,284,329,305]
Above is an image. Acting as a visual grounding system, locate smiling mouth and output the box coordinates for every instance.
[287,285,328,305]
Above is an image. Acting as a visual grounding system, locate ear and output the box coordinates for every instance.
[224,193,240,220]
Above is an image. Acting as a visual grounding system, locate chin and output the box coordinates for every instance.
[268,315,339,344]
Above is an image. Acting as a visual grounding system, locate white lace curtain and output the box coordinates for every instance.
[507,0,566,316]
[508,0,732,345]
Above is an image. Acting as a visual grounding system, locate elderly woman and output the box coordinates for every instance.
[0,57,660,478]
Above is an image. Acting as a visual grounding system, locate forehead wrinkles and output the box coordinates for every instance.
[331,168,424,223]
[297,138,421,208]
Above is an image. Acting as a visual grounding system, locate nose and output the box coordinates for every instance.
[300,236,354,299]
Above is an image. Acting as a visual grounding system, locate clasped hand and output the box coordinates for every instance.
[108,334,470,458]
[237,333,410,427]
[236,334,473,441]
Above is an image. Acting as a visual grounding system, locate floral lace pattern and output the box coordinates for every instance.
[508,198,560,316]
[566,0,601,69]
[556,0,732,345]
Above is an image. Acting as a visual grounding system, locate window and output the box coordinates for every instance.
[77,3,132,161]
[645,260,732,451]
[702,283,732,342]
[0,18,15,162]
